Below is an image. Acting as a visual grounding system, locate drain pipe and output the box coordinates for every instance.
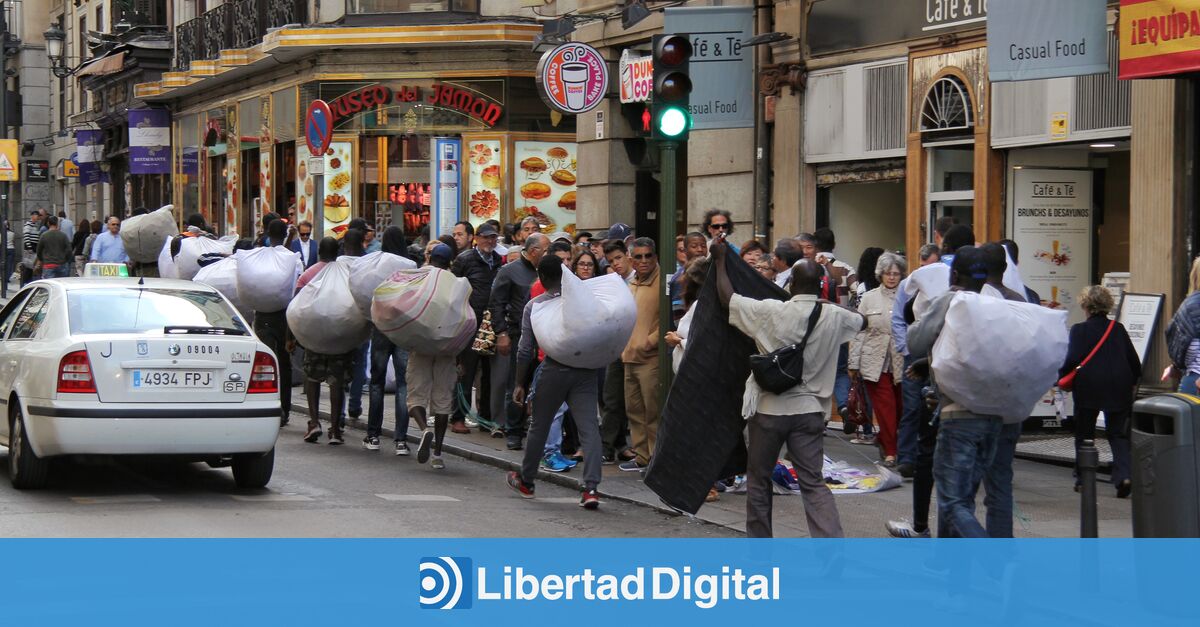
[753,4,773,242]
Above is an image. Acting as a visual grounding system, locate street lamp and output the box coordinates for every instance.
[43,24,70,78]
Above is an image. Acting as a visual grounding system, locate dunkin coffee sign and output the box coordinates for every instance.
[537,42,609,115]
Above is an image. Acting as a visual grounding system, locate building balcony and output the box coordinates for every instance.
[174,0,307,71]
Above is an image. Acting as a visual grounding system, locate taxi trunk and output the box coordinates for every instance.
[81,334,270,403]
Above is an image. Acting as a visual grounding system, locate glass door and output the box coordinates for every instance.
[926,144,975,242]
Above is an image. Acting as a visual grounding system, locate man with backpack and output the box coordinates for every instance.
[711,240,865,538]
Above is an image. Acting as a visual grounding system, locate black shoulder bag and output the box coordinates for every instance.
[748,303,822,394]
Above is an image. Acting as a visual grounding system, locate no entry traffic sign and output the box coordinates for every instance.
[305,100,333,157]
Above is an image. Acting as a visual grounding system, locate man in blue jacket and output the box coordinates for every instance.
[289,221,318,269]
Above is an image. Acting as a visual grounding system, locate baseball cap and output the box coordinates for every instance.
[607,222,633,242]
[549,231,572,243]
[476,224,499,237]
[430,243,454,263]
[593,228,610,241]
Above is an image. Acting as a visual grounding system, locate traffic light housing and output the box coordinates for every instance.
[652,34,692,141]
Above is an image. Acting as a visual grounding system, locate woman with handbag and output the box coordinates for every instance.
[848,252,907,467]
[1059,286,1141,498]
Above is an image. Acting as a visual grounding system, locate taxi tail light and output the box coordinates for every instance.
[57,350,97,394]
[248,351,278,394]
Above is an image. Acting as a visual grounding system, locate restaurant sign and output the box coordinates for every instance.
[1119,0,1200,79]
[809,0,989,55]
[329,82,504,127]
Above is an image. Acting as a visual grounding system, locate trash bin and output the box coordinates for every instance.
[1131,394,1200,537]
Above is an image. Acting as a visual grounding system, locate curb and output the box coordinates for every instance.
[289,400,742,533]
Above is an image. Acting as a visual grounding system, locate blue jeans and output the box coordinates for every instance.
[982,422,1021,538]
[348,341,369,417]
[41,265,71,279]
[1180,373,1199,395]
[934,416,1003,538]
[834,344,850,410]
[367,330,408,440]
[897,355,924,466]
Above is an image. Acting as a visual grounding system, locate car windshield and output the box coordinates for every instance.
[66,288,248,336]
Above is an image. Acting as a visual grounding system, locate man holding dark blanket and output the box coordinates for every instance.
[713,241,866,538]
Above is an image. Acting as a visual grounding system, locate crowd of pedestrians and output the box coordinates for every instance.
[11,204,1160,532]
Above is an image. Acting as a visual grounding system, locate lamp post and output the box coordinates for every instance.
[44,24,69,78]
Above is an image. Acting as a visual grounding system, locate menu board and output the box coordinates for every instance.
[465,139,503,228]
[1011,169,1093,325]
[322,141,353,238]
[296,143,314,224]
[513,141,577,236]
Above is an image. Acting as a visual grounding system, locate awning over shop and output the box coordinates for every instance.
[75,52,126,77]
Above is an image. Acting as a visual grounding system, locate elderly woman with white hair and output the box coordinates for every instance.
[848,251,907,467]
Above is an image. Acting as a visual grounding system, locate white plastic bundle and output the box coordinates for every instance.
[287,259,371,355]
[531,269,637,369]
[194,256,251,321]
[156,235,178,279]
[120,205,179,263]
[348,251,417,318]
[371,267,475,356]
[176,235,236,280]
[931,291,1068,422]
[235,246,303,314]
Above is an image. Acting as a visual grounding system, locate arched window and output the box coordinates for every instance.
[920,76,973,133]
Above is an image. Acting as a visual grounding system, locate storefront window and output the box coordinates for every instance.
[346,0,480,14]
[178,113,201,219]
[205,107,227,233]
[926,144,974,238]
[386,134,432,237]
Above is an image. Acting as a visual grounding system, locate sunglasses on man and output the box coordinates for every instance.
[631,253,655,260]
[709,223,730,230]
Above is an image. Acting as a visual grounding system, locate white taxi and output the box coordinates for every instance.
[0,272,281,489]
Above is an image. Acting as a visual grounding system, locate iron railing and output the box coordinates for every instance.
[174,0,308,71]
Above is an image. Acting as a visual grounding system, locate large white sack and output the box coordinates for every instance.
[371,267,475,356]
[907,263,950,320]
[288,259,371,355]
[931,291,1068,422]
[120,205,179,263]
[156,235,178,279]
[176,235,236,280]
[349,251,417,318]
[235,246,303,313]
[194,256,251,321]
[532,269,637,369]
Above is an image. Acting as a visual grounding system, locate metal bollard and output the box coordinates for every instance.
[1079,438,1099,538]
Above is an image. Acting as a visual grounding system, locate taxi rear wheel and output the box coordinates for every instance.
[231,447,274,489]
[9,406,50,490]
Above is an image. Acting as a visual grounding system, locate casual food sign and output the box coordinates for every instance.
[988,0,1108,82]
[1119,0,1200,78]
[619,50,653,104]
[537,43,609,115]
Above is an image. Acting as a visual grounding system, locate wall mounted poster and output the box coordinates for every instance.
[513,141,577,236]
[465,139,503,229]
[1011,168,1093,325]
[430,137,461,239]
[322,141,353,238]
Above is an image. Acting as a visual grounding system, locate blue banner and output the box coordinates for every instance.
[128,108,171,174]
[75,129,103,186]
[4,539,1198,625]
[988,0,1109,82]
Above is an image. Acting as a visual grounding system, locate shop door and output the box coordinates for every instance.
[209,155,226,235]
[925,144,974,241]
[242,148,261,236]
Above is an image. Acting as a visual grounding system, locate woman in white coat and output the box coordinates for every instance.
[848,252,907,467]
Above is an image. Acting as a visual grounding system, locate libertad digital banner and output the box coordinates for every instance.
[1119,0,1200,79]
[4,539,1197,625]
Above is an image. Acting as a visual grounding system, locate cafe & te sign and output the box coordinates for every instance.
[329,82,504,127]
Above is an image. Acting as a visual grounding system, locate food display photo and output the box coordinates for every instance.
[466,139,503,228]
[322,141,354,238]
[513,141,578,236]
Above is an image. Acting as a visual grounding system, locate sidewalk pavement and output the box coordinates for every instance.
[288,383,1134,538]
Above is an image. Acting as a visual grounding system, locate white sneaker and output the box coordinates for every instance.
[886,519,931,538]
[464,417,479,429]
[395,441,410,456]
[426,415,435,427]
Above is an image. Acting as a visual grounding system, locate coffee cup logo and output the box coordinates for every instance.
[537,43,609,115]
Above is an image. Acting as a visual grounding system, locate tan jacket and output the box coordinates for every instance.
[621,269,661,364]
[848,286,904,383]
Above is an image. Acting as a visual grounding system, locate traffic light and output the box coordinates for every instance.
[652,34,692,141]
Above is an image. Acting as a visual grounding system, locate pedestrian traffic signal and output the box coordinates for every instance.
[652,34,692,141]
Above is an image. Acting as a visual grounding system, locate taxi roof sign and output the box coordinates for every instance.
[84,263,130,278]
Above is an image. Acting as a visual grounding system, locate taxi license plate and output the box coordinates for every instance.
[132,371,213,388]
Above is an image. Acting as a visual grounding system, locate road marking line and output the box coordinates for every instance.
[539,497,584,504]
[230,493,314,502]
[374,494,461,502]
[70,495,162,505]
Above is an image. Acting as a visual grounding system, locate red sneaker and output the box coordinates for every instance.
[579,489,600,510]
[506,471,535,499]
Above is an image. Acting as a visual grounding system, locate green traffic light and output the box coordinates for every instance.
[658,107,689,137]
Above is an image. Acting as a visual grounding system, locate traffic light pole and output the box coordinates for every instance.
[658,139,679,401]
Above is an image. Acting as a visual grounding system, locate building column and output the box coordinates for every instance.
[1130,79,1190,387]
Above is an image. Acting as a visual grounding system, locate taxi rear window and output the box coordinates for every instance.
[66,288,248,336]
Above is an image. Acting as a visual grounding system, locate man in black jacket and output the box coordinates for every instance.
[450,223,504,434]
[489,233,548,450]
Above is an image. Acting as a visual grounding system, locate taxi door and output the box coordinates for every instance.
[0,288,39,441]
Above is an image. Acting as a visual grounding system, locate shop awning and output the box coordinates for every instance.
[75,52,126,77]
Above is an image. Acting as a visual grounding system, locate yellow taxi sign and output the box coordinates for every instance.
[0,139,18,182]
[84,263,130,277]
